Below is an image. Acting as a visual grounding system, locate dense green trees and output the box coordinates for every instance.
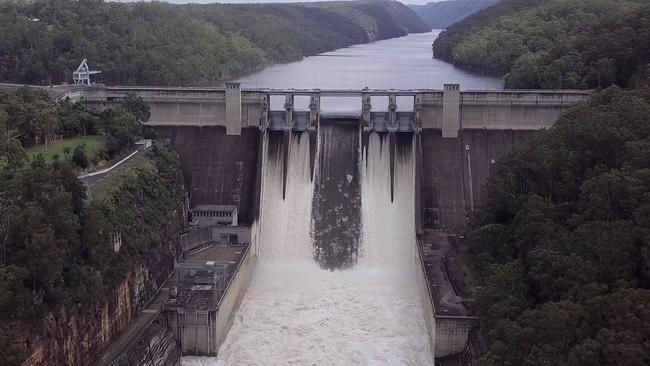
[432,0,650,89]
[464,87,650,365]
[0,0,428,86]
[2,88,90,147]
[1,87,148,167]
[99,108,140,159]
[0,88,183,364]
[0,328,23,366]
[0,142,184,364]
[56,98,99,137]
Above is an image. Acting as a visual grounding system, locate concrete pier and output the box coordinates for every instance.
[225,83,242,135]
[442,84,461,138]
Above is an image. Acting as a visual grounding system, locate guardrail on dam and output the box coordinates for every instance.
[70,83,590,230]
[73,83,590,136]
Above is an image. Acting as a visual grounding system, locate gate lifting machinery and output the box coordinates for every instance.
[73,59,101,86]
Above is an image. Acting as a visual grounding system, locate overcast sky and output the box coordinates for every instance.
[115,0,444,6]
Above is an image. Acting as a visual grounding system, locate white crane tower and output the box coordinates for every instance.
[72,59,101,86]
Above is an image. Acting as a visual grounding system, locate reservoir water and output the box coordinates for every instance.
[182,31,500,366]
[237,31,502,112]
[237,31,502,90]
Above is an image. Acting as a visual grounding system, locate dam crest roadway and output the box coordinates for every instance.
[69,84,590,138]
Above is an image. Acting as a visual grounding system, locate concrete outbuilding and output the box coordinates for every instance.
[191,205,238,227]
[135,138,152,151]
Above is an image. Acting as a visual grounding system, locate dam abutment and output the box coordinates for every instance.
[420,128,537,230]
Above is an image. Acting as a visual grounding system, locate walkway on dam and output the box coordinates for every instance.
[79,150,143,197]
[419,231,470,317]
[0,83,81,100]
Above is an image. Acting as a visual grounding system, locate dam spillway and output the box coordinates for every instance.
[180,121,433,364]
[361,132,418,267]
[312,123,362,270]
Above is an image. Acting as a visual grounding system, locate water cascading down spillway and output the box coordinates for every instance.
[186,119,433,365]
[311,122,362,270]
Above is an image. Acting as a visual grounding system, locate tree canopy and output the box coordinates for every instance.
[0,0,428,86]
[0,88,183,365]
[464,86,650,365]
[432,0,650,89]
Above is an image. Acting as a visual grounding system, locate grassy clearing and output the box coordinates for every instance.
[91,155,154,203]
[26,135,105,163]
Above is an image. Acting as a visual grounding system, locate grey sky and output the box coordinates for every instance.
[113,0,444,6]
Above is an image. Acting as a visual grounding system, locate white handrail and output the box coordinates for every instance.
[78,150,138,179]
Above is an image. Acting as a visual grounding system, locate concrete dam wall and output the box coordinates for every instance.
[152,126,262,225]
[75,84,589,135]
[70,84,588,229]
[141,125,533,231]
[420,129,536,230]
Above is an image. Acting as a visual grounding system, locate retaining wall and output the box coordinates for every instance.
[214,243,255,350]
[415,238,479,359]
[415,238,437,359]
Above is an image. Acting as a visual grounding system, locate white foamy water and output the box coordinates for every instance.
[184,262,431,366]
[256,132,314,261]
[360,133,417,267]
[183,129,432,365]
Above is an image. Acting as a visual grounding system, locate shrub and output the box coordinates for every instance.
[72,147,88,169]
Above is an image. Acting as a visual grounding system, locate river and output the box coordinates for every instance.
[237,30,502,90]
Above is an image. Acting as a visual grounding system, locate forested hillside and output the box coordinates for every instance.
[0,0,428,86]
[409,0,500,29]
[464,86,650,365]
[0,88,186,364]
[432,0,650,89]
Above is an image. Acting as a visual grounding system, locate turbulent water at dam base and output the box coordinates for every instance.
[182,31,501,366]
[184,125,432,365]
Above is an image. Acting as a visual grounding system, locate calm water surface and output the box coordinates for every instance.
[237,31,503,90]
